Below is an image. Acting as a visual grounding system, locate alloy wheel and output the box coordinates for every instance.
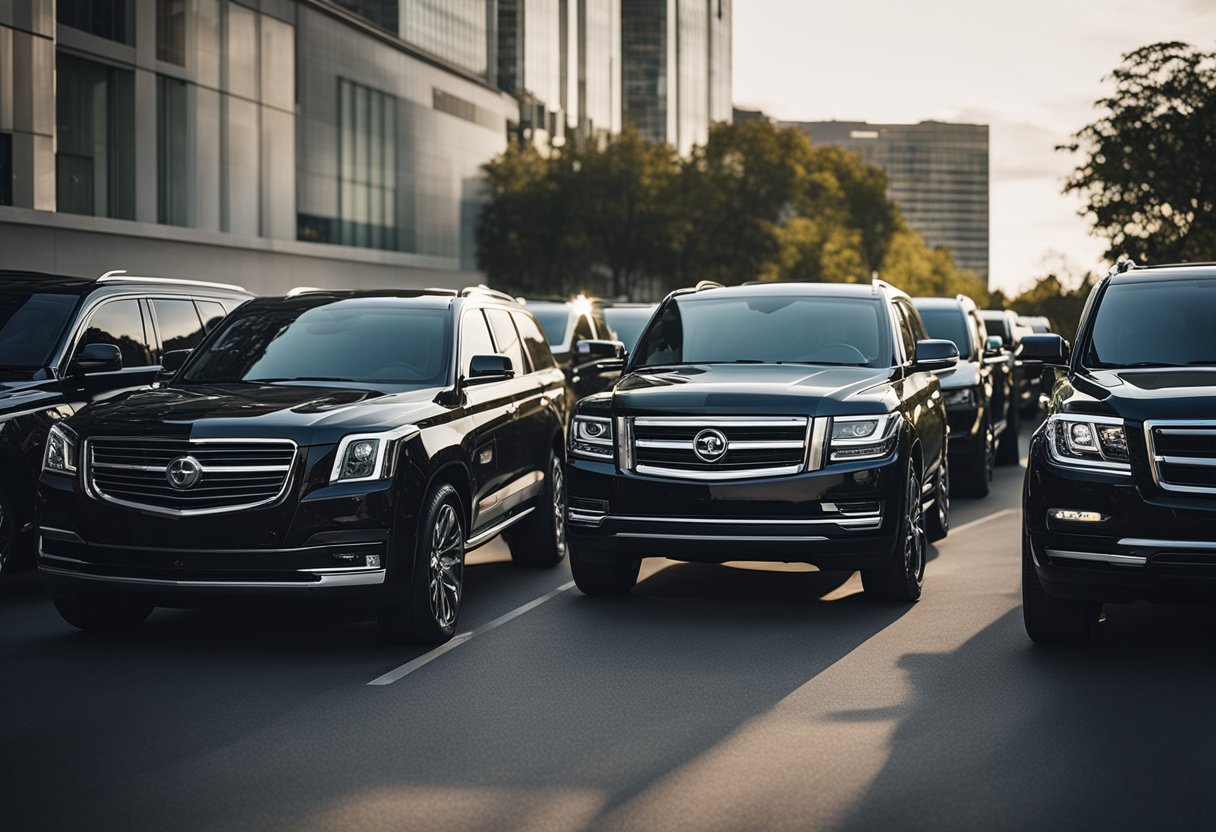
[552,458,568,560]
[937,464,950,532]
[427,503,464,629]
[905,469,927,583]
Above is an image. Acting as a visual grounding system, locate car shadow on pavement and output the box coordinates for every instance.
[832,604,1216,831]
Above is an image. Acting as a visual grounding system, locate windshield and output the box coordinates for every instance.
[529,306,571,346]
[0,292,80,372]
[633,295,892,368]
[179,300,453,387]
[918,308,973,359]
[1086,280,1216,369]
[603,308,654,352]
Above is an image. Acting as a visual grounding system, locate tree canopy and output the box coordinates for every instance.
[1061,41,1216,264]
[476,121,986,304]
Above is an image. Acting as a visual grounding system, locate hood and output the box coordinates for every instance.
[0,378,63,419]
[66,383,447,446]
[613,363,897,417]
[1064,369,1216,422]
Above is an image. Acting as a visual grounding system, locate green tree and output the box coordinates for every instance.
[1009,272,1097,341]
[1061,41,1216,264]
[878,227,991,303]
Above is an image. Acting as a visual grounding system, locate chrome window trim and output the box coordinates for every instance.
[84,436,299,517]
[1144,419,1216,494]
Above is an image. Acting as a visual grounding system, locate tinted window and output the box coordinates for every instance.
[180,300,452,386]
[459,309,496,378]
[152,299,205,354]
[917,307,973,359]
[486,308,528,375]
[1085,280,1216,369]
[78,299,152,367]
[0,292,79,372]
[530,305,570,345]
[603,308,654,352]
[892,303,918,361]
[634,295,892,368]
[514,311,557,370]
[196,300,226,332]
[904,303,930,343]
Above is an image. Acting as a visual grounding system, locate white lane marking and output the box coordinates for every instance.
[949,507,1018,536]
[367,580,577,686]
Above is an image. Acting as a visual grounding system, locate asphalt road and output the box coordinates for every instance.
[4,430,1216,831]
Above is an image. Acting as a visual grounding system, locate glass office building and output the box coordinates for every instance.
[0,1,517,292]
[788,120,991,284]
[621,0,730,154]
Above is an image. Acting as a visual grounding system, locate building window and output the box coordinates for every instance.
[55,52,136,220]
[156,0,187,65]
[158,76,188,226]
[0,133,11,206]
[338,78,398,251]
[330,1,398,33]
[58,0,134,45]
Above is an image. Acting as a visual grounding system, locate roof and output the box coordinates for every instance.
[0,269,252,296]
[679,281,886,302]
[1110,262,1216,284]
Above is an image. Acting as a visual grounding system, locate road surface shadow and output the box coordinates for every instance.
[834,604,1216,830]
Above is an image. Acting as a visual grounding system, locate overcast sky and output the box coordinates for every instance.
[732,0,1216,294]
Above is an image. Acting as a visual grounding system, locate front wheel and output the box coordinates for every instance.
[1022,531,1099,645]
[53,595,152,633]
[862,462,926,602]
[505,450,568,568]
[378,483,466,644]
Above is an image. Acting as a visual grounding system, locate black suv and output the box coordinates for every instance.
[0,270,251,575]
[524,296,622,404]
[37,287,569,643]
[1023,262,1216,643]
[915,295,1019,497]
[566,280,959,601]
[981,309,1039,416]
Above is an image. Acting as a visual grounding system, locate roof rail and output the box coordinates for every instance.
[96,271,249,293]
[871,277,898,295]
[1106,258,1137,276]
[285,286,324,297]
[694,280,724,292]
[461,284,517,303]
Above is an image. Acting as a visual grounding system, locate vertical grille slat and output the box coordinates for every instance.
[86,438,297,515]
[1146,421,1216,495]
[629,416,811,480]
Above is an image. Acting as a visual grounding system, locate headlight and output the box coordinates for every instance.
[44,423,78,474]
[942,388,976,407]
[1046,414,1130,473]
[570,415,614,460]
[329,425,419,484]
[829,414,898,462]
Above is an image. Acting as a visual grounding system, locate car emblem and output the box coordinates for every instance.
[693,428,729,463]
[166,455,203,490]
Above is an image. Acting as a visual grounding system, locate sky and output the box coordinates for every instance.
[731,0,1216,295]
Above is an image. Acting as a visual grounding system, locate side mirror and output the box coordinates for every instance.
[984,335,1004,356]
[160,349,192,374]
[1020,334,1069,366]
[69,343,123,375]
[576,339,627,371]
[913,339,960,372]
[467,354,514,384]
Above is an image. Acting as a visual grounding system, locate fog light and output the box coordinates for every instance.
[366,554,382,568]
[1048,509,1106,523]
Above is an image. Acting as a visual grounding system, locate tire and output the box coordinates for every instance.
[0,487,16,576]
[862,461,926,602]
[956,415,993,498]
[505,450,568,569]
[995,403,1021,466]
[925,459,949,543]
[52,595,152,633]
[570,545,640,596]
[1021,530,1099,645]
[378,483,465,645]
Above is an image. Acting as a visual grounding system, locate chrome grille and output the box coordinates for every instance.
[630,416,814,480]
[1145,421,1216,495]
[86,437,297,515]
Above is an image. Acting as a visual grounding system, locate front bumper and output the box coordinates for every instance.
[567,454,903,569]
[37,526,389,604]
[1025,433,1216,604]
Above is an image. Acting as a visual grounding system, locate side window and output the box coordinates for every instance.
[152,299,206,355]
[77,299,153,367]
[459,309,496,378]
[572,314,594,345]
[514,311,557,370]
[196,300,226,332]
[904,302,929,343]
[485,308,529,375]
[891,303,917,363]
